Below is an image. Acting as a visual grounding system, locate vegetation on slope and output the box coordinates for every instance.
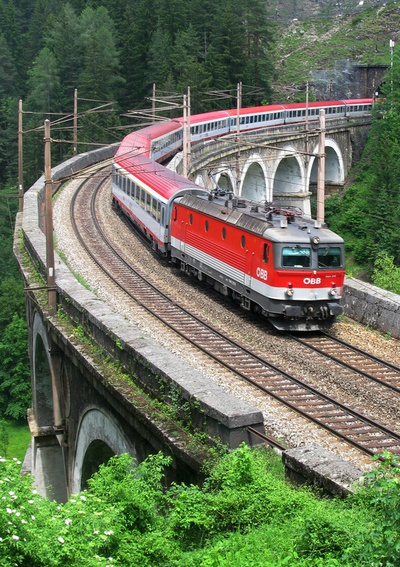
[1,445,400,566]
[271,4,400,100]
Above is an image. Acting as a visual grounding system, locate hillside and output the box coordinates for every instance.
[270,2,400,100]
[266,0,390,20]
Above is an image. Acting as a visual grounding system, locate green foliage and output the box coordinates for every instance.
[0,420,30,460]
[372,251,400,294]
[0,276,25,333]
[0,418,9,456]
[0,314,31,420]
[325,92,400,278]
[351,452,400,566]
[3,447,400,565]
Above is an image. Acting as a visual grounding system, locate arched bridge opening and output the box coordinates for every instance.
[80,440,115,490]
[309,140,345,194]
[241,160,267,201]
[273,153,303,196]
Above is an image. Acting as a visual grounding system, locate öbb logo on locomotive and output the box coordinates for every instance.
[112,98,370,331]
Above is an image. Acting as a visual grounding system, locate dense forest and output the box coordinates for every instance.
[0,0,274,189]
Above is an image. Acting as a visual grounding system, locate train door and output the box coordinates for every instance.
[173,204,186,252]
[243,235,254,287]
[180,219,187,252]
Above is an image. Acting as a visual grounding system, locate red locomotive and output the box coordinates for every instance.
[112,99,360,330]
[169,193,344,331]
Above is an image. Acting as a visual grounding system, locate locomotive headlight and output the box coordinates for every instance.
[285,283,294,297]
[330,283,337,296]
[311,236,320,245]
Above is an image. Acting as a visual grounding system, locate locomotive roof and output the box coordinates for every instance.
[177,193,344,244]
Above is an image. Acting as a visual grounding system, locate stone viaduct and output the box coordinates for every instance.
[14,115,374,501]
[174,115,371,216]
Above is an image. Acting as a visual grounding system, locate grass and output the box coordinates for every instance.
[1,420,31,461]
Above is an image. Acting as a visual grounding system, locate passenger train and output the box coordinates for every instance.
[112,99,371,330]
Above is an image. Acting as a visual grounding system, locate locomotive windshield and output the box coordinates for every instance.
[317,246,342,268]
[282,246,311,268]
[281,245,343,269]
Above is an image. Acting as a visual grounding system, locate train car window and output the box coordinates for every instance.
[222,227,226,240]
[161,206,166,225]
[263,244,269,263]
[189,213,193,225]
[152,198,158,219]
[146,194,152,214]
[140,189,145,209]
[205,220,209,232]
[317,247,342,268]
[241,235,246,248]
[282,246,311,268]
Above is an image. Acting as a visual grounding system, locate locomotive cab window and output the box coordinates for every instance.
[263,244,270,263]
[317,246,342,268]
[282,246,311,268]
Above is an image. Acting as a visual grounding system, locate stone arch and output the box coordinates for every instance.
[194,173,205,187]
[32,311,53,427]
[240,154,269,201]
[308,138,345,187]
[72,407,136,494]
[210,166,235,194]
[272,146,304,195]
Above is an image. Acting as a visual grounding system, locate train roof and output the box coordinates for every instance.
[182,109,231,126]
[114,154,205,202]
[177,193,344,244]
[342,98,373,105]
[225,104,286,117]
[115,121,181,160]
[280,99,373,111]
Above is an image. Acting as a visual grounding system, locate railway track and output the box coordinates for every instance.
[291,333,400,395]
[68,173,400,458]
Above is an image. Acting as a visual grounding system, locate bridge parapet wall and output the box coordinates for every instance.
[342,278,400,339]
